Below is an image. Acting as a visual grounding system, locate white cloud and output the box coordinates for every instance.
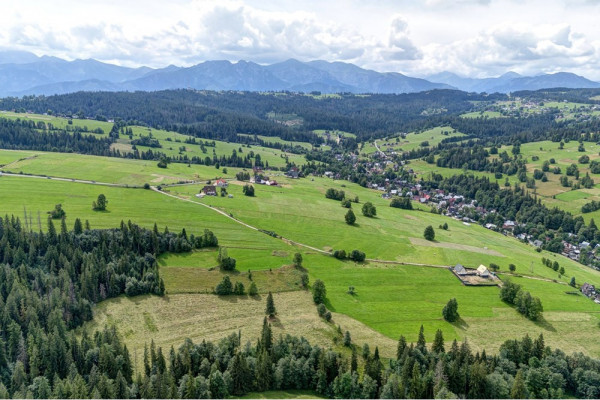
[0,0,600,79]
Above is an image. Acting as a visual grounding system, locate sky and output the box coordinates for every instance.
[2,0,600,79]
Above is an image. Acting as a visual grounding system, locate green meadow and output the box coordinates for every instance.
[2,152,600,357]
[361,126,467,156]
[0,110,114,135]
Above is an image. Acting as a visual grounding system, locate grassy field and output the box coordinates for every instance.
[361,126,467,156]
[0,149,239,185]
[82,291,398,371]
[237,133,315,151]
[124,125,306,168]
[0,110,114,135]
[239,390,324,399]
[0,111,307,168]
[460,111,504,118]
[166,176,600,285]
[3,154,600,357]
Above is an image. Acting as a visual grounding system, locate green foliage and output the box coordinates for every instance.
[215,275,233,295]
[49,203,66,219]
[218,247,237,271]
[361,202,377,217]
[292,252,303,268]
[442,298,459,322]
[333,249,347,259]
[265,292,276,317]
[349,249,366,262]
[424,225,435,241]
[345,209,356,225]
[312,279,327,304]
[325,188,345,201]
[500,280,543,321]
[92,193,108,211]
[248,282,258,296]
[242,184,255,197]
[390,196,413,210]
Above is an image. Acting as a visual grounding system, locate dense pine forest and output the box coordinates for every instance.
[0,215,217,398]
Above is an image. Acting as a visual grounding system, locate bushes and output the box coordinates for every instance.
[390,197,413,210]
[215,276,251,296]
[242,184,255,196]
[500,280,543,321]
[349,250,366,262]
[236,171,250,181]
[345,209,356,225]
[325,188,345,201]
[313,279,327,304]
[442,298,459,322]
[215,276,233,295]
[333,249,347,259]
[218,247,237,271]
[333,249,366,262]
[424,225,435,241]
[361,202,376,217]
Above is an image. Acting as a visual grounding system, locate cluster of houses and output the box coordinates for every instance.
[581,282,600,304]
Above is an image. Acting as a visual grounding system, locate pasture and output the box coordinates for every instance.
[2,156,600,357]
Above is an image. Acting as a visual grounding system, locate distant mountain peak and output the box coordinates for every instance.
[0,53,598,96]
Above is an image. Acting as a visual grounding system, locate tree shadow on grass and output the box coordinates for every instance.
[451,317,469,330]
[270,318,284,329]
[533,316,556,332]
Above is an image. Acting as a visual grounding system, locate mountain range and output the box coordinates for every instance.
[0,50,599,96]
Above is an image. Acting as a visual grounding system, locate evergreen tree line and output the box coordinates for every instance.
[0,215,218,398]
[0,89,491,143]
[20,319,600,399]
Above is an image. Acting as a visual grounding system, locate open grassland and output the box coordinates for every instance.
[3,164,600,357]
[239,390,324,399]
[0,149,238,185]
[460,111,504,118]
[120,125,306,168]
[361,126,467,156]
[237,133,315,151]
[0,149,38,166]
[83,291,398,371]
[0,111,307,168]
[0,176,298,272]
[168,175,600,287]
[0,110,114,135]
[496,140,600,220]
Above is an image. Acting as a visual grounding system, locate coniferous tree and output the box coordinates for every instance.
[265,292,276,318]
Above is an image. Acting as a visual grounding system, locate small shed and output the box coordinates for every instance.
[476,265,490,278]
[454,264,468,276]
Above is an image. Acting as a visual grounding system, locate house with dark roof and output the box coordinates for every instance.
[454,264,468,276]
[201,186,217,196]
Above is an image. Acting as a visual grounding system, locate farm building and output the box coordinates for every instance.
[201,186,217,196]
[214,179,228,188]
[476,265,490,278]
[454,264,468,276]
